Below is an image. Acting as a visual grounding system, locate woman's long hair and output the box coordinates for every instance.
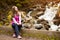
[12,6,19,17]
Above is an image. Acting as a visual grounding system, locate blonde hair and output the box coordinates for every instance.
[12,6,18,9]
[12,6,19,17]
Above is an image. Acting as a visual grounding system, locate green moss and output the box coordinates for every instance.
[0,28,60,40]
[21,30,60,40]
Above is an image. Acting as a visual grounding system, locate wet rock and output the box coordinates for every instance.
[49,25,58,31]
[33,24,43,30]
[22,23,31,29]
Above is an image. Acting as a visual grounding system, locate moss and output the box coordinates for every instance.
[0,27,60,40]
[21,30,60,40]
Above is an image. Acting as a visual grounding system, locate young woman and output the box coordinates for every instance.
[11,6,22,39]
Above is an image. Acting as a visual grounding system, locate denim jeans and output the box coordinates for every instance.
[12,23,22,37]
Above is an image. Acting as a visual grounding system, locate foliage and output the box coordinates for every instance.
[0,0,60,25]
[0,0,30,25]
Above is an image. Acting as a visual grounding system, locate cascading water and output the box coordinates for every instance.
[22,2,60,31]
[38,2,60,31]
[22,11,33,29]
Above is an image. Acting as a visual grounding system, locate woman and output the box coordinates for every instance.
[11,6,22,39]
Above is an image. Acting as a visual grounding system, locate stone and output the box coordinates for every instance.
[49,25,58,31]
[33,24,43,30]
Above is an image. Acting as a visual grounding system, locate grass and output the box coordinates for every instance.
[0,26,60,40]
[21,29,60,40]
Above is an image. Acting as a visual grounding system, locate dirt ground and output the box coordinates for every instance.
[0,34,41,40]
[0,26,60,40]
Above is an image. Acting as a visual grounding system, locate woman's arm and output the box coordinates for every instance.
[18,12,22,25]
[13,18,18,24]
[19,15,21,24]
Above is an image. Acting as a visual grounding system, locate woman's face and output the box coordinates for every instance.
[14,7,18,11]
[12,6,19,15]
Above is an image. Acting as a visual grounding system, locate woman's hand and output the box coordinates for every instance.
[17,23,21,25]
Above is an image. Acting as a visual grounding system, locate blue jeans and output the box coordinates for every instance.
[12,23,22,37]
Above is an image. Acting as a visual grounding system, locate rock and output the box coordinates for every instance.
[58,29,60,31]
[22,23,31,29]
[49,25,58,31]
[57,25,60,31]
[33,24,43,30]
[44,25,50,30]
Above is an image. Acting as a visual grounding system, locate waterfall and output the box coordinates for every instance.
[27,11,32,16]
[25,11,32,20]
[22,2,60,30]
[38,3,60,31]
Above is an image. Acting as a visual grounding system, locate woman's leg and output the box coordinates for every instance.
[17,25,22,39]
[18,25,22,32]
[12,23,20,37]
